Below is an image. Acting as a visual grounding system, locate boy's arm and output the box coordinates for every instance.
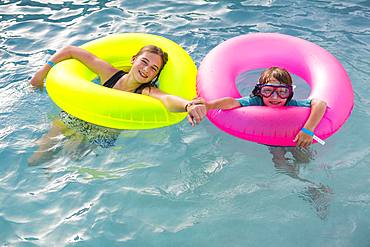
[294,99,327,148]
[205,97,241,110]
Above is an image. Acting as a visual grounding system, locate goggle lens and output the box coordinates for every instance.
[258,85,292,99]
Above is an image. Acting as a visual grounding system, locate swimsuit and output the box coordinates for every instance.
[103,70,156,94]
[236,96,312,107]
[59,71,157,148]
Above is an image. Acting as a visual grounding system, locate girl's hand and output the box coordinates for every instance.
[293,130,313,148]
[191,97,206,105]
[30,67,49,87]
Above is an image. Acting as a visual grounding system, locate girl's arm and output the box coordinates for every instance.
[30,46,117,87]
[294,99,327,148]
[143,87,207,126]
[205,97,241,110]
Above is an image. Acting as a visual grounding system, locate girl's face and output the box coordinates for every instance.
[131,52,162,84]
[261,80,289,107]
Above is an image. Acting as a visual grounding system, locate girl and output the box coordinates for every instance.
[29,45,206,164]
[30,45,206,125]
[202,67,327,148]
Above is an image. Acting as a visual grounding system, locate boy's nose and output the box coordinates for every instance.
[271,91,279,98]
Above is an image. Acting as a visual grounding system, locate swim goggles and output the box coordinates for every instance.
[256,84,293,99]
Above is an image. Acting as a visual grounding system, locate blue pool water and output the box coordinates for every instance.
[1,1,370,246]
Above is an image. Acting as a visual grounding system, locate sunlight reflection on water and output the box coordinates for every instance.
[1,0,370,246]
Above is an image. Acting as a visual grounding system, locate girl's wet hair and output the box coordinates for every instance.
[133,45,169,83]
[134,45,168,68]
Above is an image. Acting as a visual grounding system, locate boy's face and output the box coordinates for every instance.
[261,80,289,107]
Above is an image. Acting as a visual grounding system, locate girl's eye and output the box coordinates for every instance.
[141,60,148,65]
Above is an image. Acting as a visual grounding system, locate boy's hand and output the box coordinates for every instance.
[293,130,313,148]
[186,97,207,126]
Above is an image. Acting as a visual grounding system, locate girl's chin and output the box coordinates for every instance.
[135,75,150,84]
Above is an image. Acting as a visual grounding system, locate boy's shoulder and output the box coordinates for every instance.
[287,99,312,107]
[236,96,263,106]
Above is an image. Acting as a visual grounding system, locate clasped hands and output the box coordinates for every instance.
[186,97,207,126]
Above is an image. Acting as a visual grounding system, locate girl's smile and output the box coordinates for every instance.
[131,52,162,84]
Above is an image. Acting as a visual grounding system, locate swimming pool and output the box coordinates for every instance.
[1,0,370,246]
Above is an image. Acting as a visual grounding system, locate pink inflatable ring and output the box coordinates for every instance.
[197,33,354,146]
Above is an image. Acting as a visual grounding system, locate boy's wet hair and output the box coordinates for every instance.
[251,67,294,104]
[258,67,293,85]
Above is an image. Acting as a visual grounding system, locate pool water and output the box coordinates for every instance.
[1,1,370,246]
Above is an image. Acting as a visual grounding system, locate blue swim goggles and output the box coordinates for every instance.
[255,84,293,99]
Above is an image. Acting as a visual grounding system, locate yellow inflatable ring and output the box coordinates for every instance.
[45,33,197,129]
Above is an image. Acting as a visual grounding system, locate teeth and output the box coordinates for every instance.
[139,71,147,78]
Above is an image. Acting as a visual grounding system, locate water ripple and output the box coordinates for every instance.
[1,0,370,246]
